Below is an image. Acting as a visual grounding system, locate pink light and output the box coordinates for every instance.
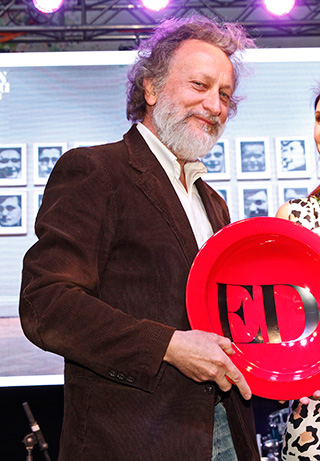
[33,0,64,14]
[264,0,295,15]
[141,0,170,12]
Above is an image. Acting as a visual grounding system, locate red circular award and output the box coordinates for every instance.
[186,217,320,400]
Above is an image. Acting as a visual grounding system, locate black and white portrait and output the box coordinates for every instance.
[202,140,230,180]
[0,144,27,186]
[33,190,44,226]
[236,138,271,179]
[276,137,311,178]
[33,143,67,185]
[239,185,272,220]
[278,183,309,204]
[0,190,27,235]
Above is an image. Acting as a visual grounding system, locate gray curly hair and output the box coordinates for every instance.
[126,15,255,122]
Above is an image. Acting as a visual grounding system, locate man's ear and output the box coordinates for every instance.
[143,78,157,106]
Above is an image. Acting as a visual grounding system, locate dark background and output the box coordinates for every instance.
[0,385,284,460]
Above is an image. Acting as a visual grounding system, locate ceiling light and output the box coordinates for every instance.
[32,0,64,14]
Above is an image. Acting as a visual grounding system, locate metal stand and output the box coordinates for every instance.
[22,433,37,461]
[22,402,51,461]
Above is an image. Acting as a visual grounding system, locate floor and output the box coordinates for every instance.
[0,317,64,384]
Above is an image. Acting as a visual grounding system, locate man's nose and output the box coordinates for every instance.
[203,90,222,116]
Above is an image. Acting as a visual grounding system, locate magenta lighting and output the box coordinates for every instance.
[141,0,170,12]
[264,0,295,15]
[32,0,64,14]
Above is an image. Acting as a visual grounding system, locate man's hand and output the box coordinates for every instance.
[163,329,252,400]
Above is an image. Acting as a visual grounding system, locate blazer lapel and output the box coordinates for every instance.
[124,126,199,266]
[196,178,230,233]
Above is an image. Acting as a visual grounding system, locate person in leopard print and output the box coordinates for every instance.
[276,91,320,460]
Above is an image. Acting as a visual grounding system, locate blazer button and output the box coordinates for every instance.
[126,376,135,384]
[108,370,116,378]
[205,385,214,394]
[117,373,125,381]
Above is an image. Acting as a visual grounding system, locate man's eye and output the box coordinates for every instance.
[220,91,230,101]
[193,81,204,88]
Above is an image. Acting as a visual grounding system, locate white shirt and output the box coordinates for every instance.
[136,122,213,249]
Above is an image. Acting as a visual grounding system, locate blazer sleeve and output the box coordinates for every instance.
[19,147,175,391]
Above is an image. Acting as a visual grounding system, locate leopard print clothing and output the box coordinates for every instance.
[287,196,320,236]
[282,400,320,460]
[281,196,320,460]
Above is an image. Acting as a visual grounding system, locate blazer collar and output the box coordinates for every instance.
[123,125,224,265]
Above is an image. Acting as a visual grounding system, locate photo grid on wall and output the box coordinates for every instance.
[2,136,317,237]
[0,143,68,235]
[203,135,318,222]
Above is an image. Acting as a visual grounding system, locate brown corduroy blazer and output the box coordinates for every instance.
[19,125,260,460]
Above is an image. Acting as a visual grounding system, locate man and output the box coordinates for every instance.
[203,142,225,173]
[38,147,62,178]
[244,189,268,218]
[0,148,21,179]
[241,141,266,172]
[0,195,22,226]
[281,140,306,171]
[19,16,260,460]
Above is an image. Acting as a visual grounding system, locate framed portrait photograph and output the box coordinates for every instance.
[238,184,273,220]
[236,137,271,180]
[276,136,311,178]
[0,190,27,235]
[202,139,230,180]
[0,144,27,186]
[278,182,310,206]
[206,183,231,206]
[216,187,230,205]
[33,143,67,185]
[33,189,44,225]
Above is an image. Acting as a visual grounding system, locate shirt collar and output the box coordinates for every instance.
[136,122,207,192]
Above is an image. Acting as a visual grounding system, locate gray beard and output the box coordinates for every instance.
[152,92,225,162]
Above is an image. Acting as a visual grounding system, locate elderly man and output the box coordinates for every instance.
[19,15,260,461]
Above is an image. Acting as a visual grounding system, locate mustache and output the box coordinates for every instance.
[183,111,221,133]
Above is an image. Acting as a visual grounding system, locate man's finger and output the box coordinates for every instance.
[215,335,235,356]
[226,368,252,400]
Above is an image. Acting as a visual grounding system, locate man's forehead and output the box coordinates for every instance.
[170,40,234,78]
